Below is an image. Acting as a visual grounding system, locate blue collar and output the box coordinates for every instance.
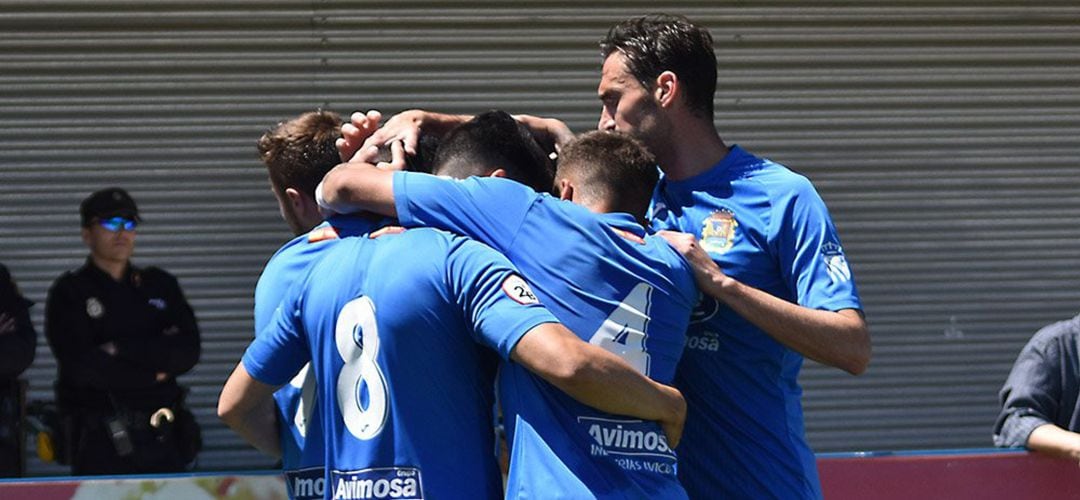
[323,213,390,236]
[599,212,647,238]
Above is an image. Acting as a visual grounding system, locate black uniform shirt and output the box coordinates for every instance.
[0,263,35,381]
[45,258,200,409]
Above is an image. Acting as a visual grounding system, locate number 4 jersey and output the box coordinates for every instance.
[392,173,698,499]
[243,228,559,500]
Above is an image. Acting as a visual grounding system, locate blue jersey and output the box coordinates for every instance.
[393,173,697,499]
[253,215,377,496]
[650,145,863,499]
[244,228,557,500]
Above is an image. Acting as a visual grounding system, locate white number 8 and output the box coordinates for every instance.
[335,296,388,440]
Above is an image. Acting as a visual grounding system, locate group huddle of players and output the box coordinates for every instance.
[219,13,868,500]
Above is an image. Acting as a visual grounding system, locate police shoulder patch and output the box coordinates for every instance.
[502,275,539,305]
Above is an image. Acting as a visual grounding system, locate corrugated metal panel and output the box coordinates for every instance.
[1,1,1078,474]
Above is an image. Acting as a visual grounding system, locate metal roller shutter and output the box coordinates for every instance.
[1,1,1078,474]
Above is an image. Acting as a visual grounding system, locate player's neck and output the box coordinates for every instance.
[659,122,728,182]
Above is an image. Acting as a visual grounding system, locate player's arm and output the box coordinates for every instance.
[318,160,397,217]
[336,108,572,163]
[660,231,870,375]
[510,323,687,447]
[221,289,310,458]
[218,361,281,458]
[338,109,470,162]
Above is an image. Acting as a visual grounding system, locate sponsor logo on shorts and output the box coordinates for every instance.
[285,466,327,500]
[330,467,423,500]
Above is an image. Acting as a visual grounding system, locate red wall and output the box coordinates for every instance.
[819,450,1080,499]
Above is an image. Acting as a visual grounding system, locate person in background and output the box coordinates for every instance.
[45,187,201,475]
[0,263,36,477]
[995,314,1080,464]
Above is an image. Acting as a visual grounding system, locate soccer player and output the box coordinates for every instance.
[599,14,871,499]
[219,221,687,499]
[322,111,698,498]
[254,109,361,497]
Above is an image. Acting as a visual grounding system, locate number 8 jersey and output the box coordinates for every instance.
[392,173,698,499]
[243,227,559,500]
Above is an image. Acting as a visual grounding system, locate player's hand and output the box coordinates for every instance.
[359,109,429,158]
[659,384,686,449]
[374,140,407,171]
[513,114,574,155]
[369,226,406,239]
[0,313,14,336]
[337,110,383,162]
[155,372,169,382]
[657,230,728,287]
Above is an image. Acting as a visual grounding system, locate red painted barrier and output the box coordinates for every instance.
[0,473,287,499]
[818,450,1080,500]
[2,451,1076,499]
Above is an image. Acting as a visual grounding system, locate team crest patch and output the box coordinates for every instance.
[502,275,539,305]
[822,241,852,283]
[700,209,738,254]
[86,297,104,318]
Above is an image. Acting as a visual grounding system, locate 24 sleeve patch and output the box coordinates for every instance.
[501,275,540,305]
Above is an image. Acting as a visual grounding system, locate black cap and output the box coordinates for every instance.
[80,187,141,227]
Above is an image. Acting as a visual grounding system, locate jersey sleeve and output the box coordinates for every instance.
[773,177,863,312]
[443,237,558,360]
[242,286,310,386]
[393,171,534,253]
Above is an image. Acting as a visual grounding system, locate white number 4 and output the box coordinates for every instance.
[589,283,653,376]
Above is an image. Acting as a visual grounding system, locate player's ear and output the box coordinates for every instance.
[80,227,92,246]
[557,179,574,202]
[655,71,678,108]
[285,187,318,220]
[284,187,304,208]
[489,168,508,179]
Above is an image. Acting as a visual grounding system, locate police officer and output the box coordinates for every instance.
[0,263,36,477]
[45,187,201,475]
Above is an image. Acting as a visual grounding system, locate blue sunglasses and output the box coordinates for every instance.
[98,216,138,232]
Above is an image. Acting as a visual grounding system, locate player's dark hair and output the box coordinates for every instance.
[257,110,343,199]
[432,110,555,193]
[556,131,658,221]
[374,133,441,174]
[601,14,717,121]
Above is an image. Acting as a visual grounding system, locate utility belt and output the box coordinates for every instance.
[38,384,201,467]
